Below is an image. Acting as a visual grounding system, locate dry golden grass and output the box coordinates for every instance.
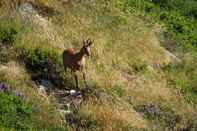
[1,0,197,130]
[79,99,147,131]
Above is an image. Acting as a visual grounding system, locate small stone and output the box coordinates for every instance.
[70,90,76,95]
[40,80,53,88]
[38,85,48,96]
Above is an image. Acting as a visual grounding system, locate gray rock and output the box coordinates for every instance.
[95,90,112,102]
[70,90,76,95]
[19,2,37,15]
[165,50,181,64]
[144,104,161,117]
[134,104,161,117]
[71,94,83,107]
[40,80,53,89]
[38,85,48,96]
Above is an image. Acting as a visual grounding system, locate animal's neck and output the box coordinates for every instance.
[75,48,85,61]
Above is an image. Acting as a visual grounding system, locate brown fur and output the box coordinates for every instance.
[63,39,93,88]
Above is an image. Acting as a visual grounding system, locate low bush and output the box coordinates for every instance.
[0,20,21,64]
[0,19,21,46]
[112,84,124,98]
[162,52,197,103]
[0,83,67,130]
[0,92,34,130]
[17,46,74,88]
[132,63,147,73]
[117,0,197,50]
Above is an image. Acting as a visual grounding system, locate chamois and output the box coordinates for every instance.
[63,39,93,88]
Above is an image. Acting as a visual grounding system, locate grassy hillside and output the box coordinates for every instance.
[0,0,197,130]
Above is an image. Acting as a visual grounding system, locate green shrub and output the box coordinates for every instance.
[0,19,22,64]
[151,0,184,10]
[162,52,197,103]
[0,92,34,130]
[0,20,20,46]
[18,46,74,88]
[116,0,197,50]
[112,84,124,98]
[151,0,197,19]
[0,91,68,130]
[132,63,147,73]
[162,12,197,48]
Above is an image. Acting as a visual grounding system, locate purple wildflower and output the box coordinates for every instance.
[0,82,10,92]
[13,90,25,99]
[0,82,25,99]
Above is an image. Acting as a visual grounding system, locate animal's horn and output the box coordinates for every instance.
[87,38,91,43]
[89,39,93,46]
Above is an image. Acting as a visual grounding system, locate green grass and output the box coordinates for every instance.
[162,52,197,104]
[0,19,21,45]
[116,0,197,51]
[0,92,34,130]
[0,91,67,130]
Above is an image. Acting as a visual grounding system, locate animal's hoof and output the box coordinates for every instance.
[75,86,80,90]
[85,81,91,88]
[85,84,89,88]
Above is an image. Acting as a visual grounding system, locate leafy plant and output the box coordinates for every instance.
[18,46,74,88]
[0,20,20,46]
[117,0,197,50]
[0,92,34,130]
[162,52,197,103]
[132,63,147,73]
[112,84,124,98]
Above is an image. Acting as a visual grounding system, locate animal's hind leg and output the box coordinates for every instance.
[64,66,67,72]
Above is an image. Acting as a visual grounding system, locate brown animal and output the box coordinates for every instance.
[63,39,93,88]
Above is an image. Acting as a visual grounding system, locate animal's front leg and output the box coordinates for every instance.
[74,72,79,89]
[82,70,88,87]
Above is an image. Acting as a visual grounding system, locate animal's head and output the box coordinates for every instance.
[82,39,93,56]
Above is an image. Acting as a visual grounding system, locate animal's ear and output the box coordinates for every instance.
[83,39,86,46]
[86,39,91,44]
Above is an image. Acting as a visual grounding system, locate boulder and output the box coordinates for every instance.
[19,2,37,15]
[95,90,113,102]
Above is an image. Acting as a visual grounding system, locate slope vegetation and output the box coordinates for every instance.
[0,0,196,130]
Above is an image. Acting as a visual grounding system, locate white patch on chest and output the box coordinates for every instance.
[77,57,85,66]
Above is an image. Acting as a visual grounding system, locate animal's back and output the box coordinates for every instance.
[64,48,75,54]
[63,48,75,67]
